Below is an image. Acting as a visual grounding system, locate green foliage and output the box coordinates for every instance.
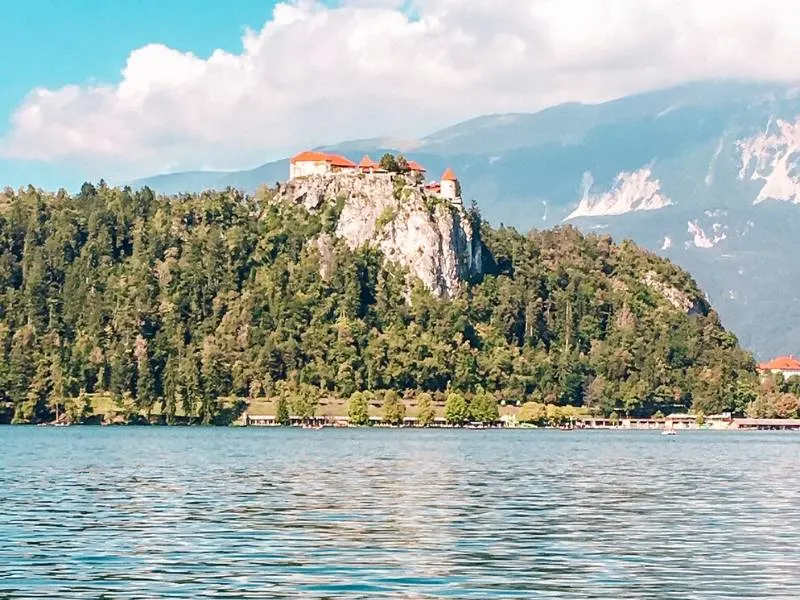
[0,183,760,425]
[378,153,409,174]
[416,392,435,427]
[379,153,399,173]
[519,402,547,425]
[348,391,370,426]
[747,376,800,418]
[445,392,469,425]
[283,383,318,420]
[375,206,396,232]
[396,154,410,173]
[382,390,406,425]
[276,395,290,426]
[469,388,499,423]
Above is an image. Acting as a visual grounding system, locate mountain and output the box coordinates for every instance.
[131,81,800,358]
[133,160,290,194]
[0,180,757,424]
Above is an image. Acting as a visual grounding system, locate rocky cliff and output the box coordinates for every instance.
[274,173,484,298]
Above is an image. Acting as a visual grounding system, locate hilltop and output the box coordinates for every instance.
[0,174,758,424]
[131,81,800,359]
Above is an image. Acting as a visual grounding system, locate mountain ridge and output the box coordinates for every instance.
[130,80,800,358]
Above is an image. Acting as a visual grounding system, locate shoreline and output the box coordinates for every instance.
[19,418,800,432]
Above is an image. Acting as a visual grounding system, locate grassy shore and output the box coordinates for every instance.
[15,392,533,425]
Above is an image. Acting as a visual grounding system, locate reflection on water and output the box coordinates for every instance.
[1,428,799,598]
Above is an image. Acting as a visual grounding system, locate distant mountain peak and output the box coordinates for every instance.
[738,117,800,205]
[565,168,672,220]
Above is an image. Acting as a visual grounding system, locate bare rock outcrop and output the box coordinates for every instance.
[643,270,703,315]
[275,174,483,298]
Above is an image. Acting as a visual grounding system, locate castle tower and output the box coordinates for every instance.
[440,168,461,203]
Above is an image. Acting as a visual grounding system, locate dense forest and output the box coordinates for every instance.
[0,180,764,425]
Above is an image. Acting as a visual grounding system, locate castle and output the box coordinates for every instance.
[289,150,462,203]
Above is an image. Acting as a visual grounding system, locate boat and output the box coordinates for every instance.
[661,429,677,436]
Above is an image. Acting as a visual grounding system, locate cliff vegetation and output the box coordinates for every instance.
[0,179,759,424]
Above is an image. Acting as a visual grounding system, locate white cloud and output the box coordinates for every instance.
[4,0,800,179]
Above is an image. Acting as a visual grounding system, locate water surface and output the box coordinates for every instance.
[1,427,799,598]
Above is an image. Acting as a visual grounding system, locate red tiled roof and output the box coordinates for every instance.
[291,151,356,168]
[441,167,457,181]
[407,160,426,172]
[358,155,377,169]
[327,154,357,168]
[758,356,800,371]
[290,150,331,164]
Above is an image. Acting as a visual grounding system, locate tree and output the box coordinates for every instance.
[395,154,409,173]
[67,389,92,424]
[0,183,762,426]
[416,392,435,427]
[470,389,499,423]
[585,375,608,416]
[382,390,406,425]
[348,391,370,426]
[379,153,399,173]
[287,383,318,420]
[445,392,469,425]
[276,394,291,425]
[519,401,546,425]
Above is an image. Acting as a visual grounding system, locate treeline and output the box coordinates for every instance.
[0,182,759,424]
[747,374,800,418]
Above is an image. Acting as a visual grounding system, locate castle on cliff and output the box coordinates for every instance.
[289,150,462,203]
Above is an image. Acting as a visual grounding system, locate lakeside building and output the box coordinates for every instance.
[242,412,800,430]
[757,355,800,378]
[728,418,800,430]
[242,413,502,428]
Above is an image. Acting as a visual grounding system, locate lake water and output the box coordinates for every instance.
[1,428,799,599]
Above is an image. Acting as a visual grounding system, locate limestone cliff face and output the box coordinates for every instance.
[275,174,484,298]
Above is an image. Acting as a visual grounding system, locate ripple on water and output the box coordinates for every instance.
[0,428,799,598]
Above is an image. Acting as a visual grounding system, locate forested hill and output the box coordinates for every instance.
[0,181,758,425]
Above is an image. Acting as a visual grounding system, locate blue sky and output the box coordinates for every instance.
[0,0,278,190]
[1,0,796,192]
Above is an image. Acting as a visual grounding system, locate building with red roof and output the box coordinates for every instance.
[357,155,388,174]
[290,150,358,179]
[439,168,462,203]
[290,150,431,181]
[758,355,800,378]
[406,160,426,173]
[358,155,376,170]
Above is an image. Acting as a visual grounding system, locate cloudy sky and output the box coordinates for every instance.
[1,0,799,190]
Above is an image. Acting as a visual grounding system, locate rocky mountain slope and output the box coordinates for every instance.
[273,173,483,298]
[132,81,800,358]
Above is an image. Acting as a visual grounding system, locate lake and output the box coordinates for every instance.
[1,427,799,598]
